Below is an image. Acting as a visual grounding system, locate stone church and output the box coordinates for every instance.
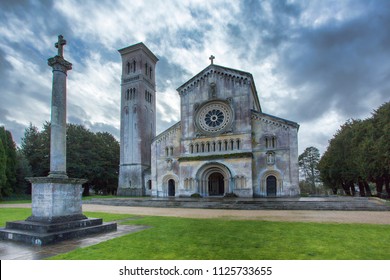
[117,43,300,198]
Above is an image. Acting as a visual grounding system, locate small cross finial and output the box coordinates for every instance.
[55,35,67,57]
[209,55,215,65]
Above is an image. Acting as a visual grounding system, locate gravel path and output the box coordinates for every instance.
[2,203,390,224]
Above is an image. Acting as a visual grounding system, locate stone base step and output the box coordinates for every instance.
[0,219,117,246]
[83,197,390,211]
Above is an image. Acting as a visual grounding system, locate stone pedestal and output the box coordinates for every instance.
[0,177,117,246]
[27,177,87,223]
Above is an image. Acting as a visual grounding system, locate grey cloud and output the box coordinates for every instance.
[227,0,302,60]
[276,0,390,122]
[155,55,191,92]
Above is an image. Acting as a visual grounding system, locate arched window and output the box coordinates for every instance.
[126,89,130,100]
[127,62,130,74]
[196,143,199,153]
[190,144,194,154]
[148,180,152,190]
[265,136,277,149]
[165,147,169,157]
[133,60,136,72]
[236,139,240,150]
[201,143,205,153]
[145,63,148,75]
[230,139,234,150]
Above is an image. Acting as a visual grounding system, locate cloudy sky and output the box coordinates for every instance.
[0,0,389,155]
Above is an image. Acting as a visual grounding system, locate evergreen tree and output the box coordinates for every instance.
[298,146,321,192]
[318,102,390,197]
[0,126,17,197]
[0,137,6,198]
[21,122,119,195]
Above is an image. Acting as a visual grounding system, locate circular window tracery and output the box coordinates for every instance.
[196,101,233,134]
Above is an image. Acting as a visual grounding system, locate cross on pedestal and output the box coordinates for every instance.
[55,35,67,57]
[209,55,215,64]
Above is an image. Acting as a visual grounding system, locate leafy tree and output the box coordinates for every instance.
[298,146,320,192]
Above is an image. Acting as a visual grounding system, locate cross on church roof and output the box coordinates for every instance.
[55,35,67,57]
[209,55,215,64]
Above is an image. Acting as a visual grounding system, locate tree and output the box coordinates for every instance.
[318,102,390,197]
[0,138,6,198]
[298,146,320,192]
[20,123,120,196]
[0,126,17,198]
[20,123,49,177]
[15,149,32,194]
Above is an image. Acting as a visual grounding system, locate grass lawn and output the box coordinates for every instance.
[1,208,390,260]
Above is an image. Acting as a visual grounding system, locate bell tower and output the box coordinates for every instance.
[117,43,158,196]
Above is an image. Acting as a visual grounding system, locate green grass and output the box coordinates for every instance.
[1,208,390,260]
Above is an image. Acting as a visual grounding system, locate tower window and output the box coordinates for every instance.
[127,62,130,74]
[133,60,136,72]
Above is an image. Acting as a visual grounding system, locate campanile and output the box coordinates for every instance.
[117,43,158,196]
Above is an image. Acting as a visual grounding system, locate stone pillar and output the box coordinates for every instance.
[47,35,72,178]
[0,35,116,246]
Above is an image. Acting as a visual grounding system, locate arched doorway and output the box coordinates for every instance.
[208,172,225,196]
[168,179,175,196]
[266,175,277,197]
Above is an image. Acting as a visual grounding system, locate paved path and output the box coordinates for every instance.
[2,203,390,224]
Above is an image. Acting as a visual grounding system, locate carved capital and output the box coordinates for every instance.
[48,56,72,72]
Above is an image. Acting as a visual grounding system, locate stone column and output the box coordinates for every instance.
[47,35,72,178]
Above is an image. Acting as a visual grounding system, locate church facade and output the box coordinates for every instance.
[118,43,300,198]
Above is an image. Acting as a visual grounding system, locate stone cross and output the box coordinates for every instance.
[209,55,215,64]
[55,35,67,57]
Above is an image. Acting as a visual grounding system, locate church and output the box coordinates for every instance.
[117,43,300,198]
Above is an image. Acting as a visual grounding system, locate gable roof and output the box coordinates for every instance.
[252,110,300,130]
[176,64,261,111]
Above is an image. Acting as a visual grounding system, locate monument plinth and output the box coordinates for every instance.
[0,35,116,246]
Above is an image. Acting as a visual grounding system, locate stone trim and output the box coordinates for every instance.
[178,152,253,162]
[153,122,181,143]
[178,65,251,96]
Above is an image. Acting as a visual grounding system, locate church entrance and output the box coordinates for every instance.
[266,175,277,197]
[208,172,225,196]
[168,179,175,196]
